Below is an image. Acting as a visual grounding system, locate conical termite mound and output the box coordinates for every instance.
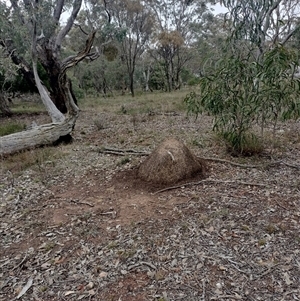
[138,137,206,184]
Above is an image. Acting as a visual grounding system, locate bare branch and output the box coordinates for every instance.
[61,31,97,71]
[281,25,300,45]
[32,59,65,123]
[74,23,89,35]
[103,0,112,23]
[56,0,82,49]
[262,0,281,36]
[153,179,266,194]
[53,0,65,23]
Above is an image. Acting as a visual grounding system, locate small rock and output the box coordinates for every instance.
[41,262,51,270]
[99,271,108,278]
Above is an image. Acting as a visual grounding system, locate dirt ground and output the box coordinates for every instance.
[1,98,300,301]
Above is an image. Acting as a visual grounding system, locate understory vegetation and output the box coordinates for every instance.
[185,45,300,155]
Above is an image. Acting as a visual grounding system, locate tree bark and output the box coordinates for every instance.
[0,114,77,155]
[129,72,135,97]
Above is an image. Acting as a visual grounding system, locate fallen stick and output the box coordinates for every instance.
[153,179,266,194]
[99,147,149,156]
[99,147,300,169]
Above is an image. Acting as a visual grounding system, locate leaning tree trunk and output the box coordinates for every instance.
[0,32,96,156]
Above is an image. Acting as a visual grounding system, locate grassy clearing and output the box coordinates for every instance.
[79,89,192,114]
[1,89,298,160]
[1,146,66,174]
[1,90,193,174]
[10,101,46,114]
[0,122,25,136]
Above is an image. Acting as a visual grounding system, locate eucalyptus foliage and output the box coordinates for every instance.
[185,44,300,154]
[185,0,300,154]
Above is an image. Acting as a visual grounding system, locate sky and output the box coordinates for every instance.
[211,3,229,15]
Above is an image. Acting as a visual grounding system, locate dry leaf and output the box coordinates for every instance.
[283,272,293,285]
[16,278,33,299]
[99,271,108,278]
[64,290,76,296]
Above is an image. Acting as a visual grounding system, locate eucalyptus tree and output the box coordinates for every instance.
[148,0,212,91]
[0,44,19,116]
[221,0,300,58]
[101,0,155,97]
[188,12,229,77]
[185,0,300,154]
[0,0,103,155]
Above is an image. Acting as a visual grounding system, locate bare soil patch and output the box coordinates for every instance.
[1,101,300,301]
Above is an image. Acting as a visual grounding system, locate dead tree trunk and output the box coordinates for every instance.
[0,32,96,156]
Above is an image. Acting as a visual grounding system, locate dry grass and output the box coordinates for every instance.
[1,146,66,174]
[79,89,191,114]
[10,98,46,114]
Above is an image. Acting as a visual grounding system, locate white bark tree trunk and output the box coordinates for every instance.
[143,65,151,92]
[0,114,77,155]
[0,31,96,156]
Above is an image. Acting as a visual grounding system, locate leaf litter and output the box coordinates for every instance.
[1,109,300,301]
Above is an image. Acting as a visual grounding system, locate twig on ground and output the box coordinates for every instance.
[128,261,156,271]
[201,157,285,168]
[98,147,149,156]
[12,254,27,271]
[282,161,300,169]
[98,146,300,169]
[274,200,289,210]
[99,210,116,216]
[181,282,202,292]
[202,279,206,300]
[253,263,283,280]
[70,199,94,207]
[202,157,265,168]
[281,290,299,300]
[153,179,266,194]
[217,295,242,300]
[201,157,300,170]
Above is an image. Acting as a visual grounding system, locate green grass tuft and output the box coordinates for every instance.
[0,122,25,136]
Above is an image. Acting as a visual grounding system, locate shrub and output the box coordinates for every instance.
[184,46,300,155]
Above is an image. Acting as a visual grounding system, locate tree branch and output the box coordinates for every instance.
[281,25,300,45]
[61,31,97,72]
[103,0,112,23]
[32,59,65,123]
[262,0,281,36]
[53,0,65,23]
[56,0,82,49]
[153,179,266,194]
